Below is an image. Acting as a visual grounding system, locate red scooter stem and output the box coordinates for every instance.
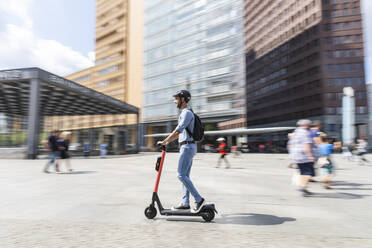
[153,148,166,193]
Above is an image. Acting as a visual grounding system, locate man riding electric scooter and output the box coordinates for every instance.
[157,90,205,213]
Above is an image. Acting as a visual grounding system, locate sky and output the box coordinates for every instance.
[0,0,371,80]
[0,0,95,76]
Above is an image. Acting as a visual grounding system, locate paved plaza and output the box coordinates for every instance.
[1,153,372,247]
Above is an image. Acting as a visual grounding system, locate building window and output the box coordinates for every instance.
[327,35,361,45]
[97,65,118,75]
[331,8,359,18]
[328,124,337,132]
[336,107,342,114]
[330,0,358,4]
[327,77,364,87]
[326,93,336,100]
[97,80,109,87]
[356,106,367,114]
[356,92,366,100]
[327,107,336,114]
[326,49,362,58]
[330,21,361,31]
[74,74,91,82]
[325,63,362,72]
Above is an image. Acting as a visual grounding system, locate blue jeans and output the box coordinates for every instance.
[44,151,60,171]
[178,144,202,205]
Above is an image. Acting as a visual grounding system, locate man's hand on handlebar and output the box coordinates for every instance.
[157,140,168,146]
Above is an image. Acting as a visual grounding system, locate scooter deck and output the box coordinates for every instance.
[161,209,202,216]
[160,204,217,216]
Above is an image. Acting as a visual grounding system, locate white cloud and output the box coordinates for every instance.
[88,51,96,63]
[0,0,94,76]
[0,0,33,29]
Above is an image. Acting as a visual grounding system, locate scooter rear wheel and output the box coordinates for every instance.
[144,206,157,219]
[202,209,215,222]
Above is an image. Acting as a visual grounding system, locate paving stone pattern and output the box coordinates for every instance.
[1,153,372,247]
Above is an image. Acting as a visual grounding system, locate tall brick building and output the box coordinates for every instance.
[244,0,367,139]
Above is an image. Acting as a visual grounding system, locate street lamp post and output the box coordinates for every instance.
[342,87,355,147]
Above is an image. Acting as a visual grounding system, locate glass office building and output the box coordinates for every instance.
[143,0,245,143]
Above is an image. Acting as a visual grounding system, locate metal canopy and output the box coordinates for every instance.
[145,127,295,137]
[0,68,140,159]
[0,68,139,116]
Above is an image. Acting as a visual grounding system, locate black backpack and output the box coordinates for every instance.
[186,109,204,142]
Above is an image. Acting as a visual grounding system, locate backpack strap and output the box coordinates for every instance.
[185,108,194,139]
[186,127,193,137]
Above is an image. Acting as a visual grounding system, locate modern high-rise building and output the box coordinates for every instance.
[244,0,367,140]
[143,0,246,147]
[46,0,143,152]
[367,82,372,141]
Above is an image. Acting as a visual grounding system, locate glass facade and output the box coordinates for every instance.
[368,84,372,116]
[143,0,245,121]
[0,113,28,147]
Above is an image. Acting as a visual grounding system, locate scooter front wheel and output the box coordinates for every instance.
[144,206,157,219]
[202,209,215,222]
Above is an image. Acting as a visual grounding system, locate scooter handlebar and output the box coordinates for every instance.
[157,143,167,151]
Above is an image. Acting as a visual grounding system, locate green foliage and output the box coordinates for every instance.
[204,123,216,131]
[0,132,27,147]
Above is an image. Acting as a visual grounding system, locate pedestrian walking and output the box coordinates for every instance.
[216,137,231,169]
[58,131,73,172]
[83,144,91,158]
[310,120,322,146]
[287,133,297,168]
[258,144,265,153]
[309,120,322,179]
[344,142,355,161]
[231,145,240,157]
[356,138,369,165]
[100,143,107,158]
[317,136,340,189]
[43,130,61,173]
[157,90,206,213]
[289,119,315,196]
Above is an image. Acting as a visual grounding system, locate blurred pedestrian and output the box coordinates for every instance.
[356,138,369,165]
[231,145,240,157]
[310,120,322,146]
[216,137,231,169]
[83,144,91,158]
[100,143,107,158]
[58,131,73,172]
[203,144,210,153]
[309,120,323,180]
[259,144,265,153]
[287,133,297,168]
[343,142,356,161]
[43,130,60,173]
[317,136,341,189]
[289,119,314,196]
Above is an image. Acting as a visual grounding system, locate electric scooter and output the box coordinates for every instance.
[144,146,217,222]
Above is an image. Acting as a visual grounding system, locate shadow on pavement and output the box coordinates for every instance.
[166,213,296,225]
[333,187,372,191]
[166,218,211,223]
[309,192,370,199]
[331,181,372,187]
[216,213,296,225]
[58,171,97,175]
[326,181,372,192]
